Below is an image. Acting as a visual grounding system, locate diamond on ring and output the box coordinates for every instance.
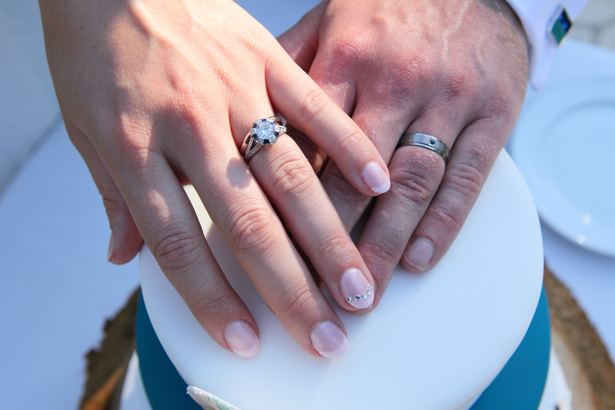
[241,117,287,163]
[251,118,284,145]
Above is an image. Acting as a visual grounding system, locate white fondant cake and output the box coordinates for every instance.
[138,150,545,410]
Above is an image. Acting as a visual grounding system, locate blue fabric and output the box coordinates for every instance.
[136,287,551,410]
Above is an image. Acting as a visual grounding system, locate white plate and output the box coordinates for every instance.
[511,80,615,257]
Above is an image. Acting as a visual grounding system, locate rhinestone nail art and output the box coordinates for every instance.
[346,284,373,306]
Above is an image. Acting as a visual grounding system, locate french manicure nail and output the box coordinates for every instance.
[310,321,347,358]
[404,237,435,271]
[340,268,374,309]
[361,161,391,194]
[224,320,259,358]
[107,233,114,263]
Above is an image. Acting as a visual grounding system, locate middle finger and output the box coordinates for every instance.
[248,125,377,312]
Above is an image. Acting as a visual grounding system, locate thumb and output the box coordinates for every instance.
[63,114,144,265]
[278,1,328,72]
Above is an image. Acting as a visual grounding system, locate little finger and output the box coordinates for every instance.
[401,118,505,273]
[108,151,260,358]
[62,114,143,264]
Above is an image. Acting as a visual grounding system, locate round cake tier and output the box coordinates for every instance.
[139,150,544,410]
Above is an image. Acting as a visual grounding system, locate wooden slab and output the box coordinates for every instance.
[545,266,615,410]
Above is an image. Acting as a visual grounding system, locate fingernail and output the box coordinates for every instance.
[107,233,114,263]
[224,320,259,358]
[404,238,435,271]
[361,161,390,194]
[340,268,374,309]
[310,321,347,358]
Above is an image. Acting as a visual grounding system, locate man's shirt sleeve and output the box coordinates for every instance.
[504,0,588,89]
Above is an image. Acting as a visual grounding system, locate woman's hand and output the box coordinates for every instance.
[280,0,529,305]
[40,0,391,358]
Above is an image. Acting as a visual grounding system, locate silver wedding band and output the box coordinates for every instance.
[397,132,450,165]
[241,117,287,163]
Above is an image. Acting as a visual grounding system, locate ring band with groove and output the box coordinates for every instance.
[397,132,450,165]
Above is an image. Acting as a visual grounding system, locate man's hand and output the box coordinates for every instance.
[280,0,529,306]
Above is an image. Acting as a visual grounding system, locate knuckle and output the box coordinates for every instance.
[335,127,369,155]
[299,88,330,124]
[427,202,464,234]
[444,161,484,200]
[168,75,201,109]
[402,55,432,83]
[237,27,272,60]
[435,66,477,104]
[333,34,371,67]
[165,95,212,150]
[484,91,516,120]
[107,116,151,158]
[228,206,276,254]
[191,292,236,327]
[152,224,203,272]
[444,138,494,201]
[390,153,440,204]
[100,119,163,174]
[323,169,365,206]
[391,171,433,204]
[312,233,351,262]
[102,195,127,219]
[322,169,370,224]
[276,286,317,320]
[362,240,399,264]
[270,154,316,198]
[384,57,430,101]
[172,94,204,129]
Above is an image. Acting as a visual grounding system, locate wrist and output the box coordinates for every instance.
[479,0,530,55]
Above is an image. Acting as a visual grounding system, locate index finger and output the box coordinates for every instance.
[265,54,391,197]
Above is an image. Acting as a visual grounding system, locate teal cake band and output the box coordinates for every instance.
[471,288,551,409]
[136,288,550,410]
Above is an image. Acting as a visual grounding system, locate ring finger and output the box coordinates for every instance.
[356,113,462,300]
[177,116,349,358]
